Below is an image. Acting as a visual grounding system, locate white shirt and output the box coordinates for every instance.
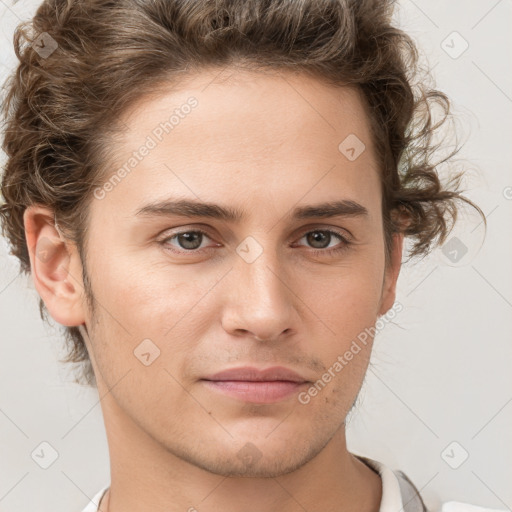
[81,455,506,512]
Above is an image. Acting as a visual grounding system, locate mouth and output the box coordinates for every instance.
[201,366,310,404]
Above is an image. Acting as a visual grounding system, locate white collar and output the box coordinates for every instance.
[355,454,414,512]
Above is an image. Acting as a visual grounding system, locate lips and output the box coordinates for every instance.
[201,366,310,403]
[203,366,309,383]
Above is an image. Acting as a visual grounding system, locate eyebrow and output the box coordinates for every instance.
[135,198,369,222]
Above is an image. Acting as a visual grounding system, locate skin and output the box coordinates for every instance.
[24,67,403,512]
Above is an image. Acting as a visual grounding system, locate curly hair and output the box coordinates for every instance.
[0,0,486,388]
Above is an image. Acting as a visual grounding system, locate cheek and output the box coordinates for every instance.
[87,273,199,417]
[300,256,384,393]
[94,250,202,328]
[310,261,384,335]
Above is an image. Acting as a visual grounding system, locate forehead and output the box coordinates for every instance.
[95,67,381,223]
[118,67,374,157]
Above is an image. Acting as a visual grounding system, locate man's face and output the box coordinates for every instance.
[79,68,400,477]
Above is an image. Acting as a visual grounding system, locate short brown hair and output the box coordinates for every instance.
[0,0,486,387]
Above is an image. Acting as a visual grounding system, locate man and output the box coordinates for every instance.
[0,0,488,511]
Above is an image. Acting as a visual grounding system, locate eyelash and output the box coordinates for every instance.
[158,227,352,257]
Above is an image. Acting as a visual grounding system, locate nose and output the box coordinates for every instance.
[220,244,297,342]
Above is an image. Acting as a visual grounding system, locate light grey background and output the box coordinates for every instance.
[1,1,511,511]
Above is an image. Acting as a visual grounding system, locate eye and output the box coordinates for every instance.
[159,228,215,253]
[158,227,352,256]
[294,229,352,256]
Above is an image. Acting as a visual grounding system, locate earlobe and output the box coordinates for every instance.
[378,232,404,317]
[23,205,86,327]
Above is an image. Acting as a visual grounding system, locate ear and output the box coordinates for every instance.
[378,231,404,317]
[23,205,86,327]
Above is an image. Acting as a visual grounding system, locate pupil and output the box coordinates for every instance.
[179,232,201,250]
[308,231,329,248]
